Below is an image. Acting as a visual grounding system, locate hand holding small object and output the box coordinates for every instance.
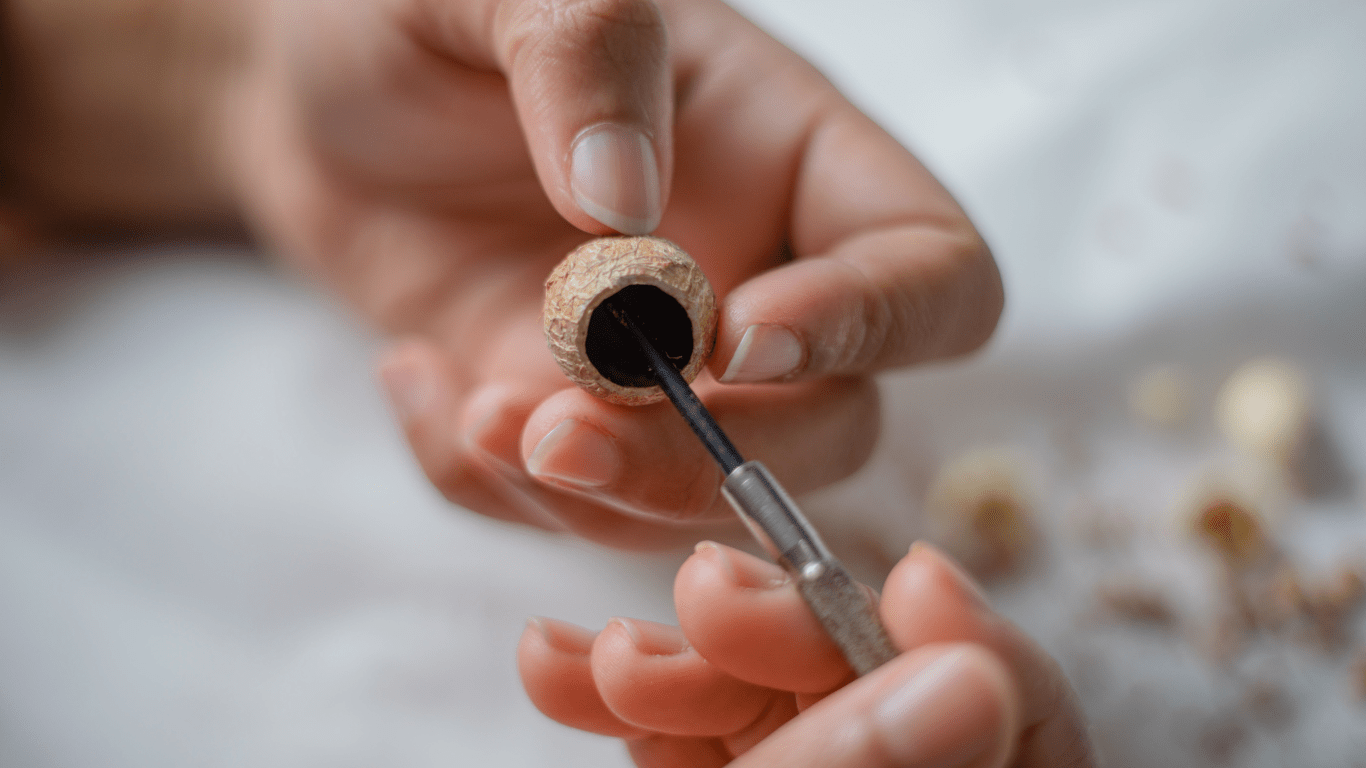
[519,542,1097,768]
[542,234,897,674]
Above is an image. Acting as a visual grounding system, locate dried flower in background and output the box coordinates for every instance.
[1130,363,1193,428]
[1188,491,1270,567]
[1215,358,1351,497]
[1242,678,1295,731]
[1094,579,1178,629]
[924,447,1035,580]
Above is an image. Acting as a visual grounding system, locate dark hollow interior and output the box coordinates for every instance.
[585,285,694,388]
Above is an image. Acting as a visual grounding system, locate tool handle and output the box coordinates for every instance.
[721,461,899,676]
[796,561,900,676]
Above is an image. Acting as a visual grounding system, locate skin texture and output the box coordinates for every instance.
[220,0,1004,547]
[2,0,1092,763]
[4,0,1002,546]
[519,543,1098,767]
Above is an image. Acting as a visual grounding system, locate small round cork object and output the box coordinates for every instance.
[543,236,717,406]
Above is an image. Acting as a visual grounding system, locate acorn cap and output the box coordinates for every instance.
[543,236,718,406]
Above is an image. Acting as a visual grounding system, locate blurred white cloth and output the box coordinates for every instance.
[2,1,1363,766]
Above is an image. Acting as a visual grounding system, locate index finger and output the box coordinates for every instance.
[648,1,1002,383]
[712,105,1004,384]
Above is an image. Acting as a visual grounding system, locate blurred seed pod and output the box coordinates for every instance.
[1215,358,1350,498]
[1130,363,1193,429]
[924,447,1036,580]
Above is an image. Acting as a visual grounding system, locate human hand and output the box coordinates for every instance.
[518,542,1095,767]
[220,0,1003,547]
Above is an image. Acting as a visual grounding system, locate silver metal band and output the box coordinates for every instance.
[722,461,899,676]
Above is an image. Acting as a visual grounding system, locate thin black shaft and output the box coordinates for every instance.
[609,305,745,474]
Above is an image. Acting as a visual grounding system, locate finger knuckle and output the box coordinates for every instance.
[561,0,665,35]
[832,227,1002,372]
[504,0,666,71]
[825,257,899,373]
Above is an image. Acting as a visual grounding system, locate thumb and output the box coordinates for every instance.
[493,0,671,235]
[733,643,1019,768]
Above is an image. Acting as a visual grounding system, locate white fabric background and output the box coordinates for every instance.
[2,0,1363,765]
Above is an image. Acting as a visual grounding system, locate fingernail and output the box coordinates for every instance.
[526,419,621,489]
[528,617,596,655]
[571,123,662,235]
[911,542,990,606]
[695,540,787,589]
[719,324,804,383]
[609,617,689,655]
[874,648,999,767]
[379,354,437,423]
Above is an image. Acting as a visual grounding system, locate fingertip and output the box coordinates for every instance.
[684,541,788,591]
[877,544,994,653]
[715,323,806,384]
[967,233,1006,353]
[519,388,588,455]
[732,643,1019,768]
[521,391,630,496]
[905,541,991,606]
[870,644,1019,768]
[676,542,849,693]
[570,122,664,235]
[604,616,691,656]
[876,544,1099,766]
[521,616,547,644]
[711,223,1004,382]
[518,617,645,739]
[526,418,623,490]
[522,616,598,656]
[521,389,725,521]
[592,617,775,737]
[707,258,853,382]
[885,542,989,611]
[518,617,591,680]
[493,0,672,234]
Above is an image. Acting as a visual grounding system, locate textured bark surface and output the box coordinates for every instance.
[543,236,717,406]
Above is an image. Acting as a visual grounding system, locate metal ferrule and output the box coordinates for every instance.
[721,461,899,676]
[721,461,834,577]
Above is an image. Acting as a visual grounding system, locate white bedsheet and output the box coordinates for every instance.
[2,0,1363,765]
